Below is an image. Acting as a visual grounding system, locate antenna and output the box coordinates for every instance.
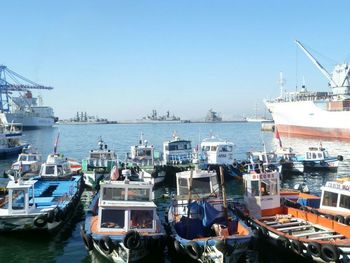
[278,72,285,98]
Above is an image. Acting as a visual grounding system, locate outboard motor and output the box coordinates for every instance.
[337,155,344,161]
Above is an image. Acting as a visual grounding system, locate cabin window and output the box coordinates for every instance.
[307,153,311,159]
[220,145,232,152]
[57,166,63,175]
[90,153,101,159]
[103,188,125,201]
[211,146,217,151]
[251,181,259,196]
[312,153,317,159]
[202,146,210,152]
[100,209,125,229]
[130,210,153,229]
[28,156,37,161]
[178,178,189,195]
[318,153,323,158]
[192,177,211,195]
[322,191,338,207]
[339,194,350,209]
[12,190,25,210]
[324,151,329,158]
[19,155,27,161]
[169,145,178,151]
[127,188,150,201]
[145,149,152,156]
[45,165,55,175]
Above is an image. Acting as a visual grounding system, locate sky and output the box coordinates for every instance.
[1,0,350,121]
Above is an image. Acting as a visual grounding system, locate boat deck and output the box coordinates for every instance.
[260,214,350,242]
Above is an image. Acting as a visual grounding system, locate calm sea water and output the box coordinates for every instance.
[1,122,350,263]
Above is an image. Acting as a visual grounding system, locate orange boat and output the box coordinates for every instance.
[237,166,350,262]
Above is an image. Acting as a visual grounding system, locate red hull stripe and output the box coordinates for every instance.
[276,124,350,140]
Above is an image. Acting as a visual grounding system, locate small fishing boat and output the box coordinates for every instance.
[247,150,282,174]
[127,133,165,187]
[199,135,241,179]
[275,147,304,175]
[0,123,29,159]
[80,174,166,262]
[166,167,252,263]
[81,138,118,189]
[6,145,43,180]
[163,133,193,165]
[0,153,84,233]
[237,162,350,262]
[296,146,343,171]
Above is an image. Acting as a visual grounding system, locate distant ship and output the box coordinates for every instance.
[265,41,350,139]
[0,65,55,129]
[137,110,182,123]
[205,109,222,122]
[59,112,109,125]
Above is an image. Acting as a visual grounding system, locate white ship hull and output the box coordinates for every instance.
[0,112,54,128]
[265,100,350,139]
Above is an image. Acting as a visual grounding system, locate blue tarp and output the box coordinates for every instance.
[187,200,221,227]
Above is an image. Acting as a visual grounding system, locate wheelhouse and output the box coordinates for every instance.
[320,178,350,213]
[163,136,192,164]
[98,181,157,233]
[200,137,234,165]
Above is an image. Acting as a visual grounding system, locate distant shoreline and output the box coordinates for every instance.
[57,120,250,125]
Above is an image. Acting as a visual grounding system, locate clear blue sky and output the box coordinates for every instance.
[1,0,350,121]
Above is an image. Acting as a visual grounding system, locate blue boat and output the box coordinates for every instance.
[80,174,166,262]
[166,168,252,263]
[0,153,84,233]
[0,123,29,159]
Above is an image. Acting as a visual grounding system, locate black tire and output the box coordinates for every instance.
[325,214,335,221]
[47,209,55,223]
[33,214,48,228]
[307,242,321,258]
[99,236,114,254]
[185,241,203,260]
[321,244,339,262]
[291,239,303,255]
[80,227,93,251]
[335,215,345,224]
[173,239,184,255]
[310,209,320,215]
[55,208,64,222]
[123,230,141,250]
[276,236,290,249]
[345,215,350,225]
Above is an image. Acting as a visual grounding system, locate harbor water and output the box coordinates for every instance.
[0,122,349,263]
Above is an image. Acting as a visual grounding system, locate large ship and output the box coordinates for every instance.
[265,41,350,139]
[137,110,182,123]
[0,65,55,129]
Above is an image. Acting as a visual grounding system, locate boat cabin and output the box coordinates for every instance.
[243,170,280,219]
[82,139,117,171]
[4,180,36,215]
[303,147,329,161]
[39,154,73,178]
[129,138,155,166]
[320,178,350,213]
[163,136,192,164]
[12,152,42,173]
[175,169,219,198]
[98,180,157,233]
[200,136,234,165]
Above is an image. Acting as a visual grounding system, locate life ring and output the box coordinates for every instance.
[33,214,48,228]
[335,215,345,224]
[99,236,114,254]
[325,214,335,221]
[300,206,309,212]
[307,242,321,258]
[321,244,339,262]
[123,230,141,250]
[291,239,303,255]
[345,215,350,225]
[185,241,203,260]
[276,236,290,249]
[80,226,93,251]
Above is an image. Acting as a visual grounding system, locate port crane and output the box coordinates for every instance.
[0,65,53,112]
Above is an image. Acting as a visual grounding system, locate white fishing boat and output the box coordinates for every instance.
[0,123,29,159]
[81,138,118,189]
[163,133,193,164]
[0,152,84,233]
[275,147,304,174]
[80,176,166,262]
[7,146,43,180]
[166,167,252,263]
[265,41,350,139]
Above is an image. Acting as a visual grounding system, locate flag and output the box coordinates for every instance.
[110,165,119,181]
[54,132,60,154]
[275,128,282,148]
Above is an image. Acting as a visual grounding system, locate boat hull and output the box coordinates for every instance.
[0,112,54,129]
[0,144,29,159]
[265,100,350,139]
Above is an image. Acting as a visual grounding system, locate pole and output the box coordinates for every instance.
[219,166,228,221]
